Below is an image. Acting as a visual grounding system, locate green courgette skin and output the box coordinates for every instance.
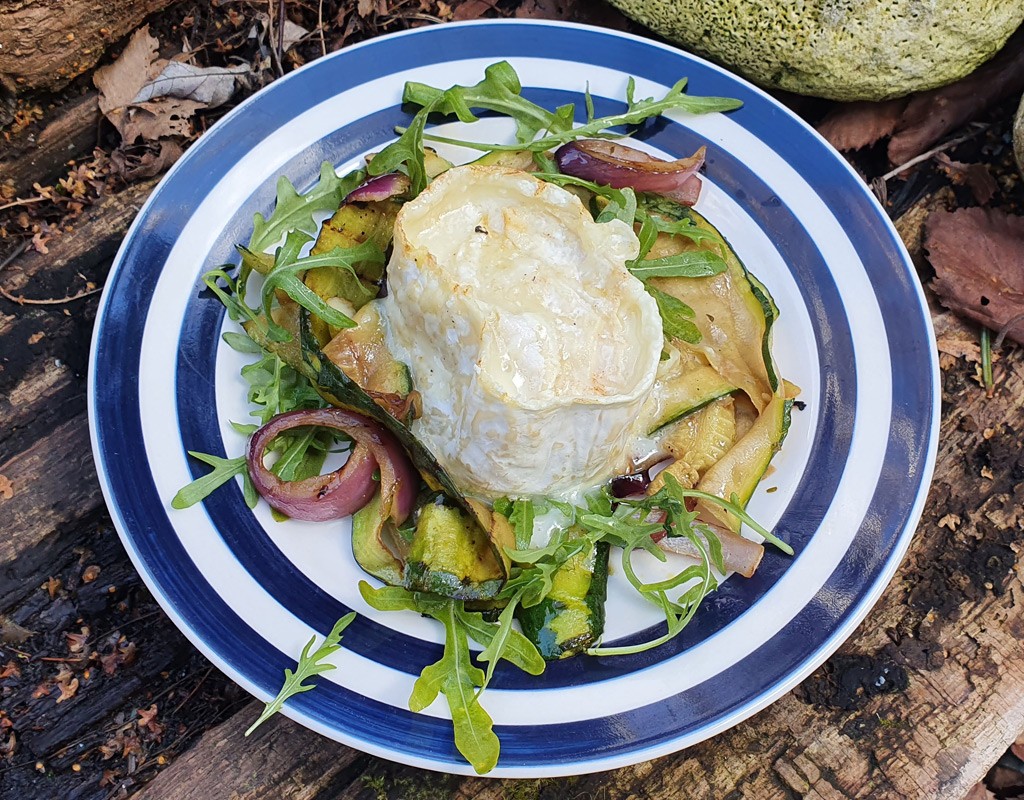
[405,503,504,600]
[350,493,407,587]
[516,539,610,660]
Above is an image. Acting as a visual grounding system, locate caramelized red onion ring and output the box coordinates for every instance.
[555,140,706,206]
[246,408,417,523]
[654,520,764,579]
[345,172,411,203]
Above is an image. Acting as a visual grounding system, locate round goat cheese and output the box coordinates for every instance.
[381,165,662,499]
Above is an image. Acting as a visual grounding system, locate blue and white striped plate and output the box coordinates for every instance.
[88,21,939,777]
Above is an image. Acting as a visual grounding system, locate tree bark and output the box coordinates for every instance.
[0,0,177,94]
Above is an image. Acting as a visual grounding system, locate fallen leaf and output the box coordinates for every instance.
[816,98,908,152]
[281,20,309,51]
[55,667,79,703]
[515,0,578,17]
[137,704,165,739]
[81,565,101,584]
[937,513,961,531]
[934,154,999,206]
[112,140,183,181]
[30,231,49,255]
[452,0,498,19]
[0,474,13,500]
[32,682,53,699]
[0,661,20,680]
[935,335,982,363]
[357,0,376,15]
[132,61,249,108]
[100,769,119,787]
[99,736,122,760]
[94,27,160,137]
[0,615,35,645]
[27,331,44,345]
[926,208,1024,344]
[121,98,204,144]
[0,729,16,761]
[44,576,61,598]
[100,639,138,676]
[65,629,89,653]
[120,729,143,759]
[987,765,1024,796]
[888,28,1024,166]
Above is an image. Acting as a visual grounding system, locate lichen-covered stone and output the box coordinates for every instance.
[607,0,1024,101]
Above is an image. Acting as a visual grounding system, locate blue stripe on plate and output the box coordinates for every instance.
[92,21,936,772]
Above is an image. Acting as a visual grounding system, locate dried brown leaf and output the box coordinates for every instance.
[121,99,203,144]
[934,154,999,206]
[55,667,79,703]
[32,681,53,699]
[452,0,499,19]
[926,208,1024,344]
[0,661,20,680]
[65,631,89,654]
[987,765,1024,795]
[137,704,164,739]
[133,62,249,108]
[81,565,101,584]
[0,474,12,500]
[0,615,35,645]
[816,99,908,152]
[889,29,1024,166]
[935,335,982,363]
[94,27,160,137]
[113,141,184,181]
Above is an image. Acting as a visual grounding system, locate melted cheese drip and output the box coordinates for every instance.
[381,165,662,499]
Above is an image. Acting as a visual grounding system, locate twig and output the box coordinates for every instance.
[92,610,165,644]
[266,0,285,77]
[0,240,30,275]
[169,665,215,715]
[0,197,48,213]
[0,284,103,306]
[994,312,1024,350]
[317,0,326,57]
[277,0,286,68]
[879,125,988,183]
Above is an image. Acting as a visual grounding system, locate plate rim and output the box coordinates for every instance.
[88,18,941,777]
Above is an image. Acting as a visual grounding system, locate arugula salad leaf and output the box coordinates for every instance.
[249,162,363,254]
[360,582,533,774]
[245,613,357,736]
[409,69,741,154]
[171,452,256,510]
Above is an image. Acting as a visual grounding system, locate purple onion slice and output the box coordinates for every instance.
[555,140,706,206]
[246,407,418,523]
[345,172,411,203]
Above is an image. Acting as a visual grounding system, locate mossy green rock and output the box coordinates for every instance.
[608,0,1024,101]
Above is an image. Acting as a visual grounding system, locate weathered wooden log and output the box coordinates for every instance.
[0,0,177,94]
[0,92,102,197]
[128,702,370,800]
[0,177,157,297]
